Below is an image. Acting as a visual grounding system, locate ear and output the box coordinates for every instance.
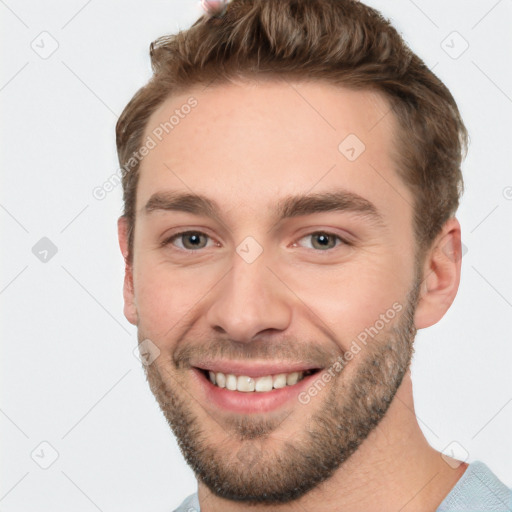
[117,216,138,326]
[414,217,462,329]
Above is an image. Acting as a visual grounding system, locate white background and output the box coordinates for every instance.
[1,0,511,510]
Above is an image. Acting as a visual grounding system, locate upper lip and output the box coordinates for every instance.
[193,360,321,378]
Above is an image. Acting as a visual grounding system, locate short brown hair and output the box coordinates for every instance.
[116,0,468,265]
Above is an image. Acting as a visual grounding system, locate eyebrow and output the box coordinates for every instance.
[143,189,385,228]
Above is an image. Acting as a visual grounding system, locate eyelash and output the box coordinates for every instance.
[161,230,351,253]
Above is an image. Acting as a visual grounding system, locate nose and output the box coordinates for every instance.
[205,251,292,343]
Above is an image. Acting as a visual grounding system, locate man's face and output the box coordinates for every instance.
[121,80,422,503]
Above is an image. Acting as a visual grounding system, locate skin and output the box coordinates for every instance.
[118,79,466,511]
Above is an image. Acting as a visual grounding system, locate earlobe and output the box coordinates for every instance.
[117,216,138,326]
[414,218,462,329]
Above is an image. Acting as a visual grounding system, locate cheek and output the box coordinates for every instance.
[132,260,222,342]
[279,255,410,346]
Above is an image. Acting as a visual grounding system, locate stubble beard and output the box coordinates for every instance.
[140,281,420,504]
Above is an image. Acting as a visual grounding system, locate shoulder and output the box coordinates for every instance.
[172,491,200,512]
[437,460,512,512]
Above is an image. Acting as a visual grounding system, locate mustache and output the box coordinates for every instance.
[172,336,343,370]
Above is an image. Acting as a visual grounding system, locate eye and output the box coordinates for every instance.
[294,231,348,251]
[162,230,349,253]
[162,231,216,251]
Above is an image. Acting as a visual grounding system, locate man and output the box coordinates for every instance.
[115,0,511,510]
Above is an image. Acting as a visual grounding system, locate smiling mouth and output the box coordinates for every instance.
[196,368,321,393]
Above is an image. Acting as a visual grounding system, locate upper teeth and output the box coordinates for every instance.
[208,370,308,392]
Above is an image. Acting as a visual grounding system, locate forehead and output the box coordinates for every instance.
[136,79,413,225]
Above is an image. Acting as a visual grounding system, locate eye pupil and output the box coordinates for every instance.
[183,232,206,249]
[312,232,336,250]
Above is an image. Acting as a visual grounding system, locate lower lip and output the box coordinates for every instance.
[191,368,322,414]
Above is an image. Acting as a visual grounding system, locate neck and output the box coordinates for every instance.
[197,371,468,512]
